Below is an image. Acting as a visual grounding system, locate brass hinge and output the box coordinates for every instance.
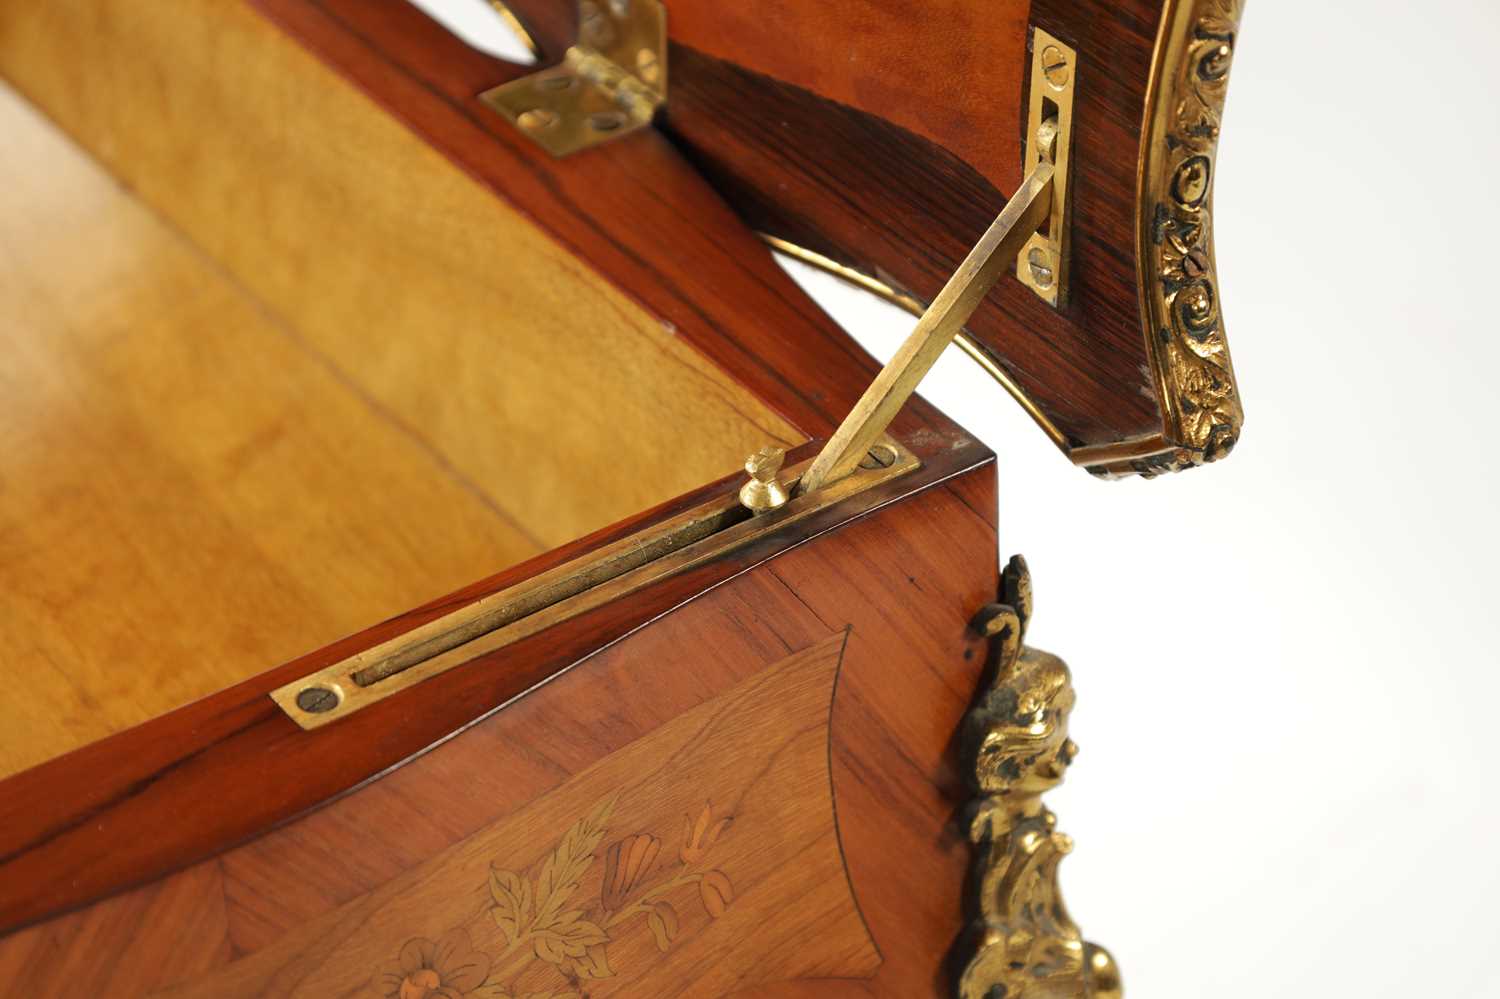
[481,0,667,157]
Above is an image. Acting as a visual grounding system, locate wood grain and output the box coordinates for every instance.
[0,0,804,557]
[664,0,1030,190]
[498,0,1173,451]
[0,84,542,779]
[0,458,999,997]
[163,635,877,997]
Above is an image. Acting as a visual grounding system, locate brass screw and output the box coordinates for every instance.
[636,48,661,85]
[739,447,790,514]
[858,444,897,470]
[1041,45,1069,89]
[1027,246,1056,289]
[518,108,559,131]
[296,686,339,714]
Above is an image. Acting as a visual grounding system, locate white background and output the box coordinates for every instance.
[418,1,1500,995]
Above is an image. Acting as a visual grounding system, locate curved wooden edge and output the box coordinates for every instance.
[0,430,992,938]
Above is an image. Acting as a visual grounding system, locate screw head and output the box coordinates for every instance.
[636,48,661,85]
[1041,45,1070,89]
[858,444,897,470]
[295,685,340,714]
[1027,246,1056,289]
[518,108,559,131]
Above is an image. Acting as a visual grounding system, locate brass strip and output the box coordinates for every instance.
[759,240,1071,454]
[272,440,920,728]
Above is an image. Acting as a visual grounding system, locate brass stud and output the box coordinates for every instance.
[589,111,626,132]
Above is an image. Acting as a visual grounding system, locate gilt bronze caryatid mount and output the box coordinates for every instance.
[957,556,1121,999]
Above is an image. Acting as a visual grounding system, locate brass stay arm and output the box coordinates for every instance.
[796,159,1056,497]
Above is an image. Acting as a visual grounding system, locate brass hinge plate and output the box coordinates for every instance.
[480,0,667,157]
[1016,29,1077,307]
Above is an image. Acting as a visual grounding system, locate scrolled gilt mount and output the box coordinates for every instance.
[957,556,1121,999]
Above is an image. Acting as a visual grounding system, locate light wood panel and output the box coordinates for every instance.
[0,0,807,777]
[0,86,547,779]
[0,0,801,554]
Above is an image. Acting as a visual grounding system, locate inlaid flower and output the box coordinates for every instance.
[679,802,731,865]
[600,833,660,911]
[377,927,492,999]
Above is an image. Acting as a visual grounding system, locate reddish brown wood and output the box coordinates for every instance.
[0,429,990,937]
[447,0,1171,451]
[0,459,999,998]
[258,0,1176,454]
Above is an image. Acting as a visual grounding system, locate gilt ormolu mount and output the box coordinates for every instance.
[0,0,1249,995]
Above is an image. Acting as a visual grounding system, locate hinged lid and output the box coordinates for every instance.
[484,0,1247,478]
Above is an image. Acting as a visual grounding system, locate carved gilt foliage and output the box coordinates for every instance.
[1136,0,1246,477]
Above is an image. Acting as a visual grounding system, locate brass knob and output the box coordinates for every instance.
[739,446,790,514]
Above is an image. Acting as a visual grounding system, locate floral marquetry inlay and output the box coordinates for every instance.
[379,797,738,998]
[162,633,877,998]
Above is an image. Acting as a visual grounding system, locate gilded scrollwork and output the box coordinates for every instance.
[1128,0,1246,478]
[957,556,1121,999]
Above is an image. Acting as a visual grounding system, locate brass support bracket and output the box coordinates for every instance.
[796,161,1056,497]
[481,0,667,157]
[1016,29,1077,307]
[793,25,1078,498]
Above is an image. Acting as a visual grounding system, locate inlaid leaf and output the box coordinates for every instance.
[574,942,614,979]
[647,900,679,952]
[534,796,616,931]
[532,918,610,966]
[700,870,733,918]
[490,867,531,941]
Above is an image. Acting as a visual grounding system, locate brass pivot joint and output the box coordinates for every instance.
[739,447,790,514]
